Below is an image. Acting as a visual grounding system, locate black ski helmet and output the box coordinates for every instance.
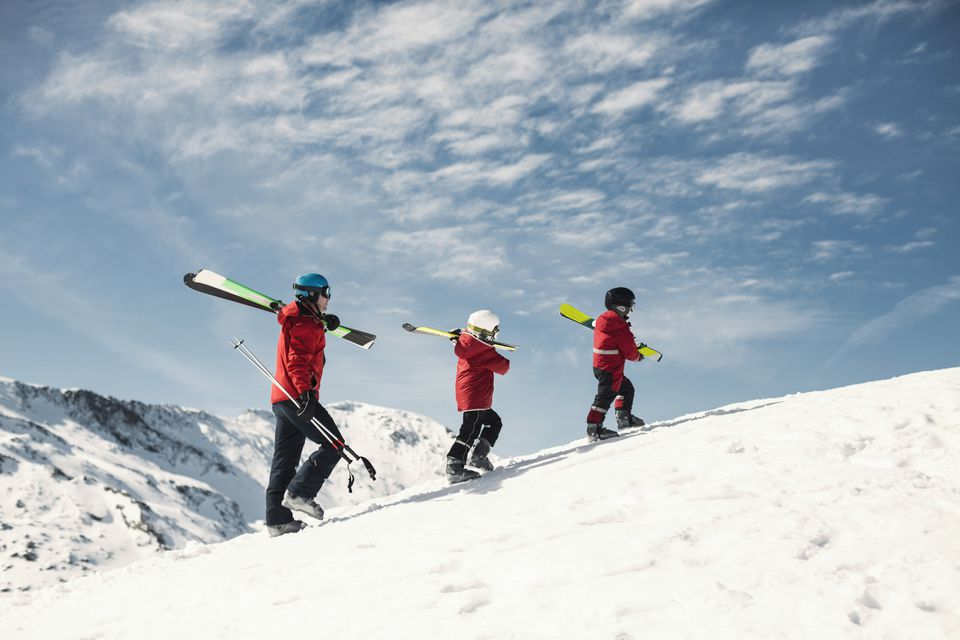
[605,287,635,315]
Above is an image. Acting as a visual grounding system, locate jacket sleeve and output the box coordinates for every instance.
[616,323,641,362]
[480,349,510,375]
[286,322,317,394]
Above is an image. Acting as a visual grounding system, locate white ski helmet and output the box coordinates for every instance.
[466,309,500,342]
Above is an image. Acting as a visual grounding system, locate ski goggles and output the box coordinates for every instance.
[295,285,332,299]
[467,323,499,341]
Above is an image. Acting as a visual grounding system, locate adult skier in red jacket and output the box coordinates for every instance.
[446,309,510,483]
[585,287,646,441]
[264,273,345,537]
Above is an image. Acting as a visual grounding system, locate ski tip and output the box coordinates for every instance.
[183,272,197,284]
[401,323,417,332]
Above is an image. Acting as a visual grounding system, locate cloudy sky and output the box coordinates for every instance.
[2,0,958,455]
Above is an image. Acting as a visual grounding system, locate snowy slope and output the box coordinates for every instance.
[3,368,958,639]
[0,378,453,595]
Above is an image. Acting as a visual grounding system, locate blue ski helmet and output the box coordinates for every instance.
[293,273,331,301]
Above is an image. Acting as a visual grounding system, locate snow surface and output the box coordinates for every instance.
[3,368,959,639]
[0,378,454,594]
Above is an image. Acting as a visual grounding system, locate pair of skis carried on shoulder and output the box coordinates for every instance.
[559,303,662,361]
[402,323,518,352]
[403,305,662,361]
[184,269,376,349]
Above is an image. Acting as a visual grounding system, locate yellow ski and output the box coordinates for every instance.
[559,304,662,361]
[402,323,518,352]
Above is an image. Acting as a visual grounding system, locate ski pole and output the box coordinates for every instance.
[230,337,377,490]
[233,337,347,451]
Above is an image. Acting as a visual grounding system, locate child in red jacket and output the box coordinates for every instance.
[586,287,646,441]
[446,309,510,483]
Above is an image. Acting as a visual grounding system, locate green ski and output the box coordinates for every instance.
[559,303,662,361]
[402,323,518,352]
[184,269,377,350]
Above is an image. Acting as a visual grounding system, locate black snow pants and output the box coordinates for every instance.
[590,367,635,422]
[447,409,503,462]
[265,399,344,526]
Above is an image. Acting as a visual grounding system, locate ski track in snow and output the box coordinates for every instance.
[2,369,960,639]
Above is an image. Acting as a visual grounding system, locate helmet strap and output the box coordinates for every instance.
[296,295,322,319]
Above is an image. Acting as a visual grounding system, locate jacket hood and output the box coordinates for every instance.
[277,300,324,326]
[458,332,494,355]
[277,300,302,324]
[595,309,628,331]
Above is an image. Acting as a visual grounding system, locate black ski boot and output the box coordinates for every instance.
[468,438,494,472]
[446,456,480,484]
[266,520,307,538]
[587,423,619,442]
[616,410,645,430]
[281,491,325,520]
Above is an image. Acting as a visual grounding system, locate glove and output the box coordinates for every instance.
[296,390,316,418]
[448,328,462,343]
[323,314,340,331]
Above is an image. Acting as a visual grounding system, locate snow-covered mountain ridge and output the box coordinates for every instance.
[4,367,959,639]
[0,376,453,595]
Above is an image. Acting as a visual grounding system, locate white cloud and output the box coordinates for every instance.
[891,241,935,253]
[28,25,54,46]
[12,144,62,168]
[434,131,520,156]
[668,78,845,137]
[375,226,509,280]
[431,154,550,188]
[696,154,832,193]
[465,45,547,87]
[303,1,487,63]
[622,0,715,20]
[544,190,607,210]
[829,271,856,282]
[793,0,942,37]
[487,154,552,185]
[442,95,529,129]
[811,240,865,263]
[672,80,791,123]
[746,36,832,77]
[873,122,904,138]
[592,78,672,117]
[803,192,888,218]
[564,32,661,73]
[108,1,254,51]
[827,276,960,365]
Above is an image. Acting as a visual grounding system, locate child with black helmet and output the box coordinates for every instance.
[585,287,646,441]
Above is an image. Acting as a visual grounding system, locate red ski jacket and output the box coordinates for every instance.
[592,310,640,390]
[454,333,510,411]
[272,301,326,404]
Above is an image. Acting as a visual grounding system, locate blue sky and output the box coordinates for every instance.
[2,0,958,455]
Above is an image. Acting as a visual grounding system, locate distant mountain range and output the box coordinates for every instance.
[0,376,455,594]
